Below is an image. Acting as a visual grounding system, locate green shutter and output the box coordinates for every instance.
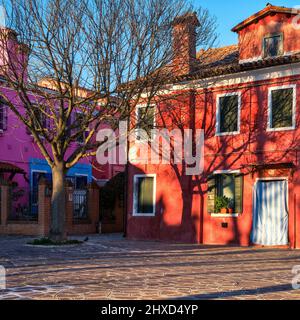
[207,176,216,213]
[234,174,243,213]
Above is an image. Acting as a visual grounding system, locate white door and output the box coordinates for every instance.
[251,180,288,246]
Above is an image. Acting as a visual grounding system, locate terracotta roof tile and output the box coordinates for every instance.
[196,45,239,69]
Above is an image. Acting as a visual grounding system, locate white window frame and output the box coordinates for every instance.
[213,169,241,175]
[135,104,156,142]
[216,92,241,136]
[211,169,242,217]
[267,84,296,132]
[133,174,156,217]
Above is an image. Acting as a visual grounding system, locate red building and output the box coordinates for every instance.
[126,4,300,248]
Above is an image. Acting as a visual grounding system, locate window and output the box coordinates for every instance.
[268,85,296,131]
[33,105,47,129]
[75,175,88,189]
[263,34,283,58]
[133,175,156,216]
[0,101,7,131]
[136,105,155,141]
[31,171,52,214]
[74,112,89,144]
[207,173,243,214]
[216,93,240,135]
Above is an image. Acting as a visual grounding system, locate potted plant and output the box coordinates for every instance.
[215,196,230,213]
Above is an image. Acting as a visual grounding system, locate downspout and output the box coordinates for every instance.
[294,192,296,249]
[123,111,130,238]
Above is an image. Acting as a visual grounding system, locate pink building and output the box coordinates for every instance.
[0,27,92,220]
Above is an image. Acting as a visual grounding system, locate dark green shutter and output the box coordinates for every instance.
[234,174,243,213]
[207,176,216,213]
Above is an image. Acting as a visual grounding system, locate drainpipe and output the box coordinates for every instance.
[123,111,130,238]
[294,193,296,249]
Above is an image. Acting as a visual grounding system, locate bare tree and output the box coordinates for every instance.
[0,0,216,240]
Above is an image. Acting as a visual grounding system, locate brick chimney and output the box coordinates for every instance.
[0,27,29,81]
[172,12,200,76]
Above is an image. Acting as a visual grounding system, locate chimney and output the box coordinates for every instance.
[172,12,200,76]
[0,27,29,82]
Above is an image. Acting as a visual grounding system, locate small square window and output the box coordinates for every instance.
[263,35,283,58]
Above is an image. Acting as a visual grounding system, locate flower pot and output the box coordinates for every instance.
[220,207,228,214]
[228,208,234,214]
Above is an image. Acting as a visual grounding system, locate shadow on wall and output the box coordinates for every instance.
[127,81,300,245]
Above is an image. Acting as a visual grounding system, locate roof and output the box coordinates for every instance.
[232,4,300,32]
[0,162,25,174]
[176,51,300,83]
[196,45,239,69]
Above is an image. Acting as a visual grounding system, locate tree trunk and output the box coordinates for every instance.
[50,163,66,241]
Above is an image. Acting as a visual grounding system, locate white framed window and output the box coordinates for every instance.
[133,174,156,216]
[135,104,156,141]
[216,92,241,136]
[267,84,296,132]
[207,170,243,215]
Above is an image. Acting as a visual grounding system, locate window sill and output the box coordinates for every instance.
[132,212,155,217]
[210,213,241,218]
[215,131,240,137]
[266,127,295,132]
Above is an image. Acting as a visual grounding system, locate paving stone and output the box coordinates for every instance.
[0,234,300,299]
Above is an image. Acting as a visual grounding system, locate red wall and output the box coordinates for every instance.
[126,73,300,248]
[239,13,300,61]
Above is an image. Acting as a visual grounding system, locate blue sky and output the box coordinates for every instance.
[192,0,300,47]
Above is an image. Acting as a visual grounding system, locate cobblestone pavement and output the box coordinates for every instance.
[0,234,300,300]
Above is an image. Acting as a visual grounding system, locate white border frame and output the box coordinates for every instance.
[216,92,241,136]
[213,169,241,175]
[133,174,156,217]
[211,169,242,217]
[267,84,297,132]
